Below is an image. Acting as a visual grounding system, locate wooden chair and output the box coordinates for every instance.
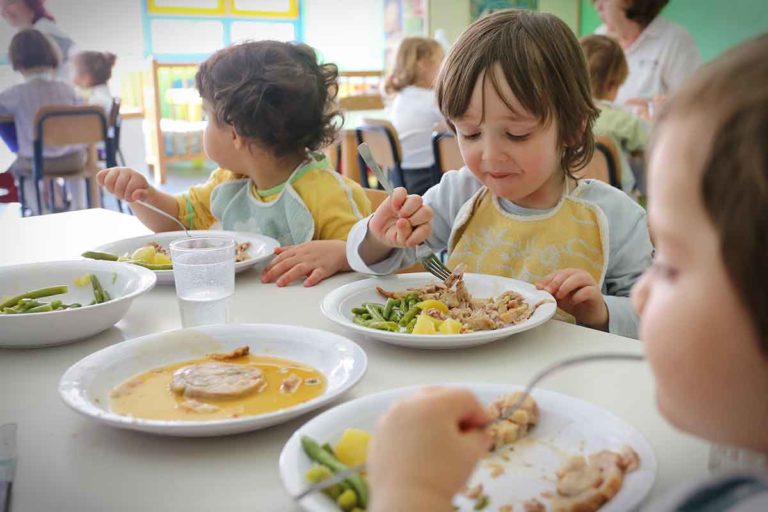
[432,131,464,172]
[25,105,114,214]
[109,97,126,167]
[355,118,404,189]
[578,135,621,189]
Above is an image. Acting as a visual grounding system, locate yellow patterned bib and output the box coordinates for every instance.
[447,187,608,286]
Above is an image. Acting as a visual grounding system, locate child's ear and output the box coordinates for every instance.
[231,128,247,150]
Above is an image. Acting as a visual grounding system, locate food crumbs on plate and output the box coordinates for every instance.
[73,273,92,287]
[485,461,505,478]
[523,499,545,512]
[304,377,321,385]
[499,505,514,512]
[473,494,490,510]
[463,483,483,499]
[208,345,250,361]
[280,374,302,394]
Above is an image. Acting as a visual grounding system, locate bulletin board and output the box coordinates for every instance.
[470,0,538,20]
[143,0,302,63]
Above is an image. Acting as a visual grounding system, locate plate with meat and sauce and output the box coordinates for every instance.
[58,324,367,436]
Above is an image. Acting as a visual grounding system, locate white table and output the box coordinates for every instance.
[0,209,710,512]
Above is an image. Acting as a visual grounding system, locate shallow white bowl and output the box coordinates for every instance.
[280,383,657,512]
[59,323,368,437]
[321,273,557,349]
[0,260,156,348]
[92,230,280,285]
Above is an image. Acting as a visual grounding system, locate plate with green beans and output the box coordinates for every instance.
[86,230,280,285]
[321,273,556,350]
[0,260,156,348]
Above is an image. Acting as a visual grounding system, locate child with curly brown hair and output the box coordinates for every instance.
[99,41,371,287]
[72,50,117,115]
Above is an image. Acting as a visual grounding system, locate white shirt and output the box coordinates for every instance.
[81,84,114,117]
[597,17,701,103]
[390,86,444,169]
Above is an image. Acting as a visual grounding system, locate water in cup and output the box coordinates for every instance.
[170,237,235,328]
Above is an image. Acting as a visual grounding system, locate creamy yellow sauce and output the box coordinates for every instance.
[110,354,326,421]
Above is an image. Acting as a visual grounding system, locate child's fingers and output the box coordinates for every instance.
[273,246,288,255]
[388,187,408,213]
[395,218,412,246]
[276,262,311,287]
[406,204,433,227]
[126,175,148,200]
[539,270,572,295]
[101,169,119,192]
[571,286,599,306]
[96,168,110,186]
[397,194,423,219]
[260,253,298,282]
[404,223,431,247]
[112,171,132,199]
[555,272,592,299]
[304,267,330,287]
[130,189,147,202]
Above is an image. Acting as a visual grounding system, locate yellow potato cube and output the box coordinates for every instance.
[412,314,438,335]
[438,318,462,335]
[334,428,371,467]
[131,245,156,263]
[153,253,172,265]
[416,299,449,314]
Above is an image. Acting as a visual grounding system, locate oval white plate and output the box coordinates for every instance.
[92,230,280,285]
[0,260,156,348]
[59,323,367,437]
[321,273,556,349]
[280,383,657,512]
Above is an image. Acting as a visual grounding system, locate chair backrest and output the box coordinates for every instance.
[109,97,122,127]
[432,131,464,172]
[33,105,114,180]
[578,135,621,188]
[355,119,403,188]
[364,187,388,210]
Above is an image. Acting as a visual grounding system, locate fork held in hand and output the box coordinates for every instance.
[357,143,452,282]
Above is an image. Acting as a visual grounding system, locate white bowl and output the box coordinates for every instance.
[280,383,657,512]
[59,324,368,437]
[321,273,557,349]
[92,230,280,285]
[0,260,156,348]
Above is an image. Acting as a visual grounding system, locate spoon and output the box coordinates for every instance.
[293,352,645,501]
[132,199,191,237]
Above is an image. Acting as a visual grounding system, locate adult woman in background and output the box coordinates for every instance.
[1,0,75,81]
[593,0,700,109]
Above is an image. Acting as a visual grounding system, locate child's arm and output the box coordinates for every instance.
[260,240,349,287]
[368,387,492,512]
[97,167,181,232]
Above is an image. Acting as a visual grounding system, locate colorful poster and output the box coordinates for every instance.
[470,0,538,21]
[383,0,427,73]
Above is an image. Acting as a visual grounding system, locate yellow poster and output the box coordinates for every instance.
[148,0,226,16]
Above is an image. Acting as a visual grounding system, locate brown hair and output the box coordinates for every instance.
[624,0,668,27]
[195,40,341,157]
[384,37,443,94]
[74,51,117,86]
[436,9,599,178]
[580,35,628,100]
[9,28,59,71]
[655,35,768,351]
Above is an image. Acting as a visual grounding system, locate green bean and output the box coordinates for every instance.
[0,286,68,309]
[364,304,385,322]
[125,261,173,271]
[367,321,399,332]
[406,318,417,333]
[26,304,53,313]
[102,289,111,301]
[474,494,490,510]
[301,436,368,508]
[350,307,367,315]
[50,300,63,310]
[399,305,421,326]
[81,250,119,261]
[383,298,398,320]
[67,303,82,309]
[353,315,370,327]
[90,274,106,304]
[321,442,335,456]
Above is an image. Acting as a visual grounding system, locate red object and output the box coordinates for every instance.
[0,172,19,203]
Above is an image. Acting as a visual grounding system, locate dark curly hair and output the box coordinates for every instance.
[624,0,669,27]
[196,40,341,157]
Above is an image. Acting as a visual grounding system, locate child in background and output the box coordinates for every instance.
[384,37,446,195]
[0,28,86,213]
[580,34,649,195]
[99,41,371,287]
[72,51,117,116]
[366,35,768,511]
[349,10,652,338]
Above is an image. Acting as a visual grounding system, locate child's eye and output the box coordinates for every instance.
[459,132,481,141]
[506,132,530,141]
[651,260,679,281]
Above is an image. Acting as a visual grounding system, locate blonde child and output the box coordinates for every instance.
[0,28,86,213]
[72,51,117,116]
[580,34,649,195]
[348,10,653,338]
[384,37,446,195]
[367,35,768,511]
[99,41,371,287]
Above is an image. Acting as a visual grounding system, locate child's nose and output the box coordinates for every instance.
[481,136,506,163]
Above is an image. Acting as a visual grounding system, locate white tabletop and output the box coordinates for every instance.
[0,209,710,512]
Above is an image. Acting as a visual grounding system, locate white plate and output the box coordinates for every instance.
[321,273,556,349]
[0,260,156,348]
[280,383,657,512]
[59,323,368,437]
[92,230,280,285]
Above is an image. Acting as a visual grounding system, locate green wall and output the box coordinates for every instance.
[579,0,768,61]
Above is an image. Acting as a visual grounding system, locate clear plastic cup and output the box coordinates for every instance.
[170,237,235,328]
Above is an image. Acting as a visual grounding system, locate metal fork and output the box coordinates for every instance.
[293,351,645,501]
[357,143,452,282]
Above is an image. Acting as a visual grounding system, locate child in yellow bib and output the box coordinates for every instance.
[347,10,652,338]
[98,41,371,287]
